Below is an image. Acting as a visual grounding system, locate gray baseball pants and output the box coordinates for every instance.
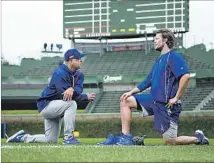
[22,100,77,143]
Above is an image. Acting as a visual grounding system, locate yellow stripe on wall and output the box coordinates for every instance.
[128,28,135,32]
[120,29,126,32]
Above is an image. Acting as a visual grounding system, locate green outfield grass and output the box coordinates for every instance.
[1,138,214,162]
[1,109,87,115]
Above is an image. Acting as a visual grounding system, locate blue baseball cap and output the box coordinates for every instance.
[64,48,86,61]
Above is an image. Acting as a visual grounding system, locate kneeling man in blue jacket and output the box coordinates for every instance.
[6,48,95,145]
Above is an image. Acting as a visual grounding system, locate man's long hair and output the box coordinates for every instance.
[156,29,175,49]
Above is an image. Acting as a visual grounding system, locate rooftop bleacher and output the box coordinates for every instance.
[11,56,62,78]
[185,44,214,67]
[1,63,20,78]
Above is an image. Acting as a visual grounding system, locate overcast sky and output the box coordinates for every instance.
[2,1,214,65]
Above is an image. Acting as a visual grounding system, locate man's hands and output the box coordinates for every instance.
[63,87,74,101]
[63,88,96,102]
[87,93,96,102]
[120,91,132,102]
[166,96,179,109]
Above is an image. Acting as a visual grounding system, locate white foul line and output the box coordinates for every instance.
[1,145,155,149]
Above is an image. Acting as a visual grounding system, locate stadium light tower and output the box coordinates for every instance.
[50,43,53,51]
[44,43,47,52]
[41,43,63,54]
[56,44,63,51]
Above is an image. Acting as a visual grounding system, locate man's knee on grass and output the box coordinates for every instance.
[162,121,178,145]
[120,96,137,110]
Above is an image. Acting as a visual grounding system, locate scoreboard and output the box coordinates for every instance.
[63,0,189,39]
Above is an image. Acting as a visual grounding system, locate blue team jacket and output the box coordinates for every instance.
[37,64,88,112]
